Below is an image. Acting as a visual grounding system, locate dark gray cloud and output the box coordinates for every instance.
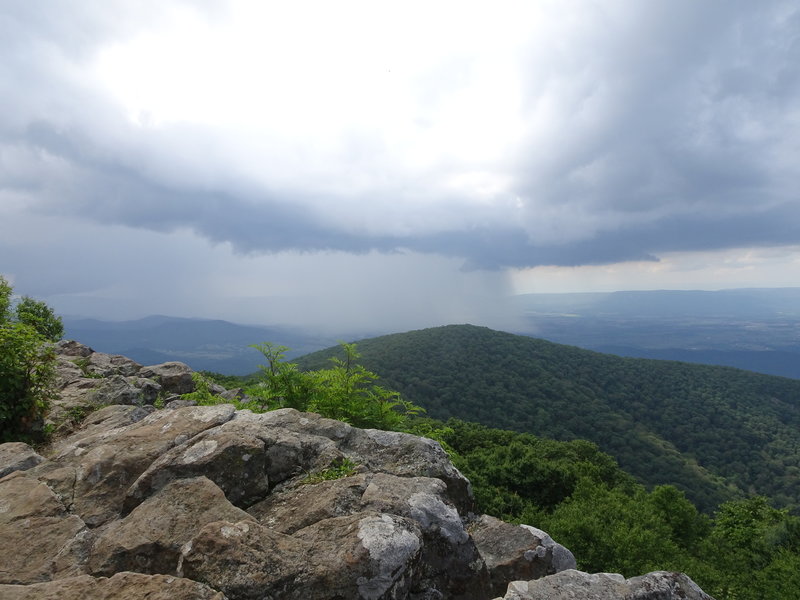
[2,0,799,277]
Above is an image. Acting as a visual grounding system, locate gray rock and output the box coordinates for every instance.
[55,340,93,357]
[220,388,247,401]
[360,473,490,598]
[48,349,154,435]
[209,382,227,395]
[54,356,85,388]
[130,376,162,403]
[178,519,312,599]
[165,398,197,409]
[181,513,426,600]
[0,472,91,583]
[627,571,715,599]
[247,473,369,533]
[0,442,45,478]
[124,416,272,512]
[499,569,714,600]
[87,374,145,406]
[30,404,238,526]
[250,472,490,598]
[470,515,557,597]
[85,352,142,377]
[139,362,195,395]
[257,408,475,513]
[89,476,254,576]
[221,410,346,486]
[519,524,577,573]
[0,572,227,599]
[296,512,425,600]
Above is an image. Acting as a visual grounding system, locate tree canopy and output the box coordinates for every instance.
[298,324,800,512]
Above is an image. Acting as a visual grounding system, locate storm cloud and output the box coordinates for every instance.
[1,0,799,327]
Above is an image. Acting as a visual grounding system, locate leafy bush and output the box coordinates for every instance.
[245,342,424,431]
[14,296,64,342]
[0,276,60,442]
[300,457,359,485]
[181,372,228,406]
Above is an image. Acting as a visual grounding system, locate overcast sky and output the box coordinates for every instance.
[1,1,799,333]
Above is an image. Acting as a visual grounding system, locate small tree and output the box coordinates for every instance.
[246,341,423,431]
[309,342,423,430]
[0,276,60,442]
[15,296,64,342]
[248,342,318,411]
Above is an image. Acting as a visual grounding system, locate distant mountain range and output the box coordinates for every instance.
[62,287,800,378]
[62,315,339,375]
[297,324,800,513]
[511,288,800,379]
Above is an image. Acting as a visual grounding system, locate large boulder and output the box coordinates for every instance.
[55,340,94,358]
[179,514,427,600]
[0,442,45,478]
[28,404,237,526]
[123,424,270,512]
[497,569,714,600]
[89,476,254,576]
[470,515,576,597]
[248,471,490,598]
[139,362,195,395]
[178,519,313,599]
[0,472,91,584]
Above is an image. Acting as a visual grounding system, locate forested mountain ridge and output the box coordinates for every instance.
[297,324,800,512]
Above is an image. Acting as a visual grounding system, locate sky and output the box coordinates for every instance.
[1,0,799,334]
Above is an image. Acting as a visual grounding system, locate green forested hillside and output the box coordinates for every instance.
[297,324,800,512]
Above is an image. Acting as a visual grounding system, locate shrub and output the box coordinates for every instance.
[0,276,60,442]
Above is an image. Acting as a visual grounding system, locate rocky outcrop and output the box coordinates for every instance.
[0,342,715,599]
[1,403,499,598]
[138,362,195,395]
[495,569,714,600]
[49,340,186,435]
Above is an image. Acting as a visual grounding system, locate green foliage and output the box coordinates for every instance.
[440,419,634,520]
[182,372,228,406]
[200,370,257,389]
[63,403,99,428]
[71,357,103,379]
[246,341,423,431]
[0,276,59,442]
[540,479,685,576]
[308,343,424,430]
[14,296,64,342]
[300,457,358,485]
[298,324,800,512]
[0,276,11,323]
[0,322,57,442]
[691,497,800,599]
[247,342,319,411]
